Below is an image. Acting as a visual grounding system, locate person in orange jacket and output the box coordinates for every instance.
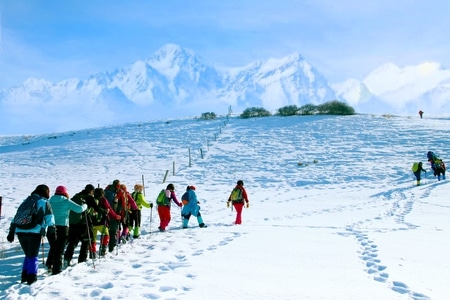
[227,180,249,225]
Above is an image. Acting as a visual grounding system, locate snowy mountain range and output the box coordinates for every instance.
[2,43,450,135]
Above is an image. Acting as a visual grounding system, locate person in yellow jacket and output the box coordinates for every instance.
[130,184,153,238]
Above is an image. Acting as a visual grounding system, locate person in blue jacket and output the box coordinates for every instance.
[7,184,56,285]
[181,186,207,229]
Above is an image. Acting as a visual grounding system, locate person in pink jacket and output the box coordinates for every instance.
[158,183,182,232]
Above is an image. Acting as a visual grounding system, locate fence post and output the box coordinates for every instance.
[162,170,169,183]
[189,147,192,167]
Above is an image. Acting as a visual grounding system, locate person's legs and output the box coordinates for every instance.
[233,203,244,224]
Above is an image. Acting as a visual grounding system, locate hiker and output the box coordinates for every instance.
[7,184,56,285]
[419,110,423,119]
[427,151,446,181]
[104,179,127,252]
[91,188,121,256]
[46,186,87,275]
[130,183,153,238]
[227,180,250,224]
[64,184,102,266]
[181,185,207,229]
[412,162,427,186]
[118,184,139,243]
[157,183,182,232]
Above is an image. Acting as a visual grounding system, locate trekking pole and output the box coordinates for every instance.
[149,205,153,234]
[84,212,95,269]
[99,218,107,260]
[41,237,45,266]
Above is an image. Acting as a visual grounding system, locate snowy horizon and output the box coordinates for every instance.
[1,114,449,299]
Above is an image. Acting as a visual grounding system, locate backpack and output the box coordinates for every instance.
[156,189,168,206]
[13,196,41,229]
[104,185,117,206]
[411,162,419,172]
[69,192,86,225]
[230,187,243,202]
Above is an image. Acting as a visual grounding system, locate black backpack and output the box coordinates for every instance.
[13,195,42,229]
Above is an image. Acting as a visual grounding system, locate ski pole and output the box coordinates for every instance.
[84,212,95,269]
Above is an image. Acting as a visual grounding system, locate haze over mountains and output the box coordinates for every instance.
[2,44,450,135]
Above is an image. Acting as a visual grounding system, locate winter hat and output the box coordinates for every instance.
[167,183,175,191]
[237,180,244,186]
[188,185,196,190]
[55,185,69,198]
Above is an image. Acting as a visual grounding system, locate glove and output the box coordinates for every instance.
[116,215,121,220]
[246,202,250,208]
[150,203,154,208]
[7,228,15,243]
[227,201,231,208]
[178,203,182,207]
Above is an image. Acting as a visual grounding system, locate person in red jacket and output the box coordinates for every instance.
[227,180,249,225]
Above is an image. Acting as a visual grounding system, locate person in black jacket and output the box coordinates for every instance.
[63,184,102,266]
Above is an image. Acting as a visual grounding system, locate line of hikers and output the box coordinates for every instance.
[412,151,446,186]
[6,179,249,285]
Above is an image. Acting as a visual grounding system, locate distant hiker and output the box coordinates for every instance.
[156,183,182,232]
[227,180,249,224]
[427,151,446,181]
[411,162,427,186]
[130,184,152,238]
[7,184,56,285]
[46,186,87,275]
[91,188,121,257]
[104,179,127,252]
[64,184,103,266]
[181,185,207,229]
[419,110,423,119]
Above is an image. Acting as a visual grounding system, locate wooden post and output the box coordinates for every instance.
[189,147,192,167]
[173,161,175,175]
[162,170,169,183]
[200,148,204,159]
[0,196,2,221]
[142,174,146,196]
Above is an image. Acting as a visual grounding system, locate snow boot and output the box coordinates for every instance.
[133,226,140,238]
[182,218,189,229]
[197,216,207,228]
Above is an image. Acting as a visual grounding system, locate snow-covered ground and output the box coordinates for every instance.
[0,114,449,299]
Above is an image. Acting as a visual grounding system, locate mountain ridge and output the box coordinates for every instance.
[1,44,450,134]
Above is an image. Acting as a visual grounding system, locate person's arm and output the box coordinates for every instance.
[171,191,182,207]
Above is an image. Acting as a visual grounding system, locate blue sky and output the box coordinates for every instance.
[1,0,449,89]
